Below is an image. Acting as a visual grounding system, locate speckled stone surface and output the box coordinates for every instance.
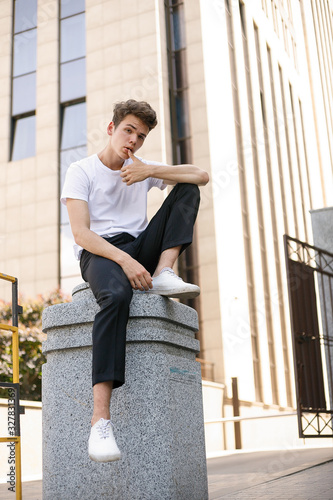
[42,283,208,500]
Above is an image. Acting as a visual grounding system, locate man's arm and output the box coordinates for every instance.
[66,199,152,290]
[120,152,209,186]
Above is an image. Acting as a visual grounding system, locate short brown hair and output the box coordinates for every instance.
[112,99,158,131]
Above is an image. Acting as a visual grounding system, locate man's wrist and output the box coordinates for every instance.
[146,163,154,179]
[114,249,131,267]
[148,163,164,180]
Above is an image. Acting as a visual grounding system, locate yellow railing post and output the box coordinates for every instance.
[12,328,19,385]
[0,273,22,500]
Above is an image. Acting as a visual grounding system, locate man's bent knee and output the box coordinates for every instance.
[96,286,132,309]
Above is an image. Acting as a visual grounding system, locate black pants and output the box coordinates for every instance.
[80,183,200,388]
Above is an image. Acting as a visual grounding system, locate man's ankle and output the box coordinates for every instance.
[91,414,110,427]
[153,266,172,278]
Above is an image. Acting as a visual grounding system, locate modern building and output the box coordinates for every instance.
[0,0,332,451]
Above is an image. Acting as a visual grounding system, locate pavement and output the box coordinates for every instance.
[0,446,332,499]
[207,446,333,499]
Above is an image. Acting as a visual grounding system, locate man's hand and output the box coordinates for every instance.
[120,151,150,185]
[120,254,153,291]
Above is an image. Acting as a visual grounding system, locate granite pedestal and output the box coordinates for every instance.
[42,283,208,500]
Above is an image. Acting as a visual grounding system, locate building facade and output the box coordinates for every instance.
[1,0,332,449]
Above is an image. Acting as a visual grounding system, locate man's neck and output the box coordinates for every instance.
[98,148,124,171]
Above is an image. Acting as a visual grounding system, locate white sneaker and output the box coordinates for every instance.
[146,267,200,299]
[88,418,121,463]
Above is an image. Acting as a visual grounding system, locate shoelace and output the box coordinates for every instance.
[160,268,184,281]
[96,419,111,440]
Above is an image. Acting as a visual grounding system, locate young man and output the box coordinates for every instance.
[61,99,209,463]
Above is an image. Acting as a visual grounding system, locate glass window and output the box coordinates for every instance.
[178,139,191,164]
[12,73,36,115]
[14,0,37,33]
[60,275,82,295]
[60,146,87,185]
[175,93,189,139]
[60,58,86,103]
[60,146,87,223]
[13,29,37,76]
[60,0,85,19]
[174,50,187,89]
[11,115,36,161]
[60,223,81,277]
[60,14,86,63]
[59,1,87,290]
[172,6,185,50]
[61,102,87,150]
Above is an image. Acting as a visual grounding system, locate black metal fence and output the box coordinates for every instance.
[284,235,333,438]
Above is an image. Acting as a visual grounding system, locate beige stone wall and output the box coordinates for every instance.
[34,0,59,295]
[0,1,59,301]
[0,4,16,301]
[184,0,224,384]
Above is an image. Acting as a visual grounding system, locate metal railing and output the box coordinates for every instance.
[204,411,298,451]
[284,235,333,438]
[205,411,297,424]
[0,273,22,500]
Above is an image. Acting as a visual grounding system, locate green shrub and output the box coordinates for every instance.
[0,289,70,401]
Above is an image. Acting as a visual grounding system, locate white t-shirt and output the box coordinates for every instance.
[61,153,167,259]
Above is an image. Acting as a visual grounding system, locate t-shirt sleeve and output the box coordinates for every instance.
[60,163,90,205]
[148,176,167,191]
[138,158,167,191]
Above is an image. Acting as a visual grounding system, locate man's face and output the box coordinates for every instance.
[108,114,149,160]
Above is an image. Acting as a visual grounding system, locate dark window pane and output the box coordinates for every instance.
[61,102,87,150]
[14,0,37,33]
[12,115,36,161]
[60,14,86,63]
[175,92,189,139]
[13,29,37,76]
[179,138,191,164]
[12,73,36,115]
[172,6,185,50]
[60,58,86,103]
[173,50,187,89]
[61,0,85,19]
[60,146,87,223]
